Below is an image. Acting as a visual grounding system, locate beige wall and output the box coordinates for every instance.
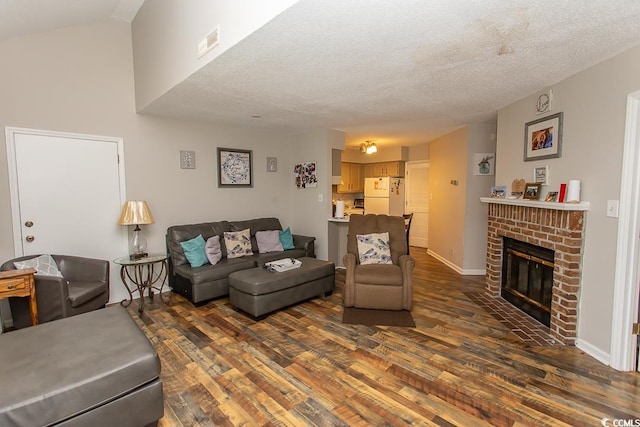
[427,121,496,273]
[291,129,345,260]
[0,20,331,267]
[132,0,297,110]
[408,143,430,161]
[463,120,497,271]
[496,45,640,356]
[428,127,468,268]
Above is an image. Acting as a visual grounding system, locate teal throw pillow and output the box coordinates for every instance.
[180,234,208,268]
[279,227,295,250]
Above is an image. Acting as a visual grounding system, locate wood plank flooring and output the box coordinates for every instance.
[126,248,640,426]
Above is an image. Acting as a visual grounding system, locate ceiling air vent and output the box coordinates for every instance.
[197,27,219,59]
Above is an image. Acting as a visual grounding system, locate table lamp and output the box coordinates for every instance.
[118,200,155,260]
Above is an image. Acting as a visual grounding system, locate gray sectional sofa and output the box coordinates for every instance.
[166,217,316,305]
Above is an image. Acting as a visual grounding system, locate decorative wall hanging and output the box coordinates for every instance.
[474,153,495,175]
[524,112,563,161]
[217,147,252,187]
[294,162,317,189]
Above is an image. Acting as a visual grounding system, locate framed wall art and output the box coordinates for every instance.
[524,112,563,161]
[533,165,549,185]
[474,153,495,176]
[217,147,252,187]
[294,161,317,189]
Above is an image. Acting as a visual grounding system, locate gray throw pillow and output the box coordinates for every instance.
[205,235,223,265]
[256,230,284,253]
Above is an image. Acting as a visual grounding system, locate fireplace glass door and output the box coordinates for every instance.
[501,238,554,327]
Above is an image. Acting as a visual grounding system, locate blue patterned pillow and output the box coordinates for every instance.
[224,228,253,258]
[180,234,208,268]
[356,232,392,265]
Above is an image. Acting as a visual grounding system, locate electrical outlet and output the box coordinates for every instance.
[180,151,195,169]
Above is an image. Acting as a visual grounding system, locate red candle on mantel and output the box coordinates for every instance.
[558,183,567,203]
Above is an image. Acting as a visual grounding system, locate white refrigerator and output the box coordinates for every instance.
[364,177,405,216]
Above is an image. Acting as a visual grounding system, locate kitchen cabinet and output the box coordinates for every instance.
[337,162,364,193]
[364,161,405,177]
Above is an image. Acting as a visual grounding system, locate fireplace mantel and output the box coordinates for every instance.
[480,197,590,211]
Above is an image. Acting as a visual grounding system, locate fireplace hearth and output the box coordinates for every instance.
[501,237,554,327]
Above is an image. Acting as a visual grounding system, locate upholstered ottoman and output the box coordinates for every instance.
[0,305,163,427]
[229,257,335,318]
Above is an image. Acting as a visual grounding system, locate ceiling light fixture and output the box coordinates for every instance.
[360,141,377,154]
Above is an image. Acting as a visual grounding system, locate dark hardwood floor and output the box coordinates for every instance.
[126,248,640,426]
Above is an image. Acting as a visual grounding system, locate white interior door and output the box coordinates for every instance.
[406,161,429,248]
[6,127,128,304]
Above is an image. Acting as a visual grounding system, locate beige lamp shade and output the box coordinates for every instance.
[117,201,155,225]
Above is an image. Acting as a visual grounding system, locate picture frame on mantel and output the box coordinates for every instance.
[523,182,542,200]
[217,147,253,187]
[524,112,563,161]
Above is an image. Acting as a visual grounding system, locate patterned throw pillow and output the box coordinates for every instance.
[224,228,253,258]
[356,232,392,265]
[14,254,63,277]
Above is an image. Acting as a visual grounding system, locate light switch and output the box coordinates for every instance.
[180,151,195,169]
[607,200,619,218]
[318,194,323,202]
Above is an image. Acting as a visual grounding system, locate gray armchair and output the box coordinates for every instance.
[1,254,109,329]
[343,214,414,311]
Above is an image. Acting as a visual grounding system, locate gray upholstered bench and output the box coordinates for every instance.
[0,305,163,427]
[228,257,335,318]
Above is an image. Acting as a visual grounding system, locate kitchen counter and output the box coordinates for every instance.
[328,217,349,223]
[327,218,349,268]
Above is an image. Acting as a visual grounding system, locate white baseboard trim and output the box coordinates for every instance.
[426,250,486,276]
[462,268,486,276]
[575,338,610,367]
[427,250,462,274]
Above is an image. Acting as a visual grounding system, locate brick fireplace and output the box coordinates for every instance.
[483,199,587,345]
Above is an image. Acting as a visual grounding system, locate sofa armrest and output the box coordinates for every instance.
[293,235,315,258]
[342,253,357,307]
[34,276,69,321]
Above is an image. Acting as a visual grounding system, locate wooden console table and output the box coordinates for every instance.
[0,268,38,326]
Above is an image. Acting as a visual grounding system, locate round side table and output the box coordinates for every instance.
[114,253,170,313]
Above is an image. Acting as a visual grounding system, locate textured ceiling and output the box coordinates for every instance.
[3,1,640,150]
[139,0,640,150]
[0,0,143,41]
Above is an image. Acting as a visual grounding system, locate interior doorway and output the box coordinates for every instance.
[611,91,640,371]
[5,127,128,305]
[405,161,429,248]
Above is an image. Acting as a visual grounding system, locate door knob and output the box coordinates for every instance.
[25,221,33,228]
[25,235,34,242]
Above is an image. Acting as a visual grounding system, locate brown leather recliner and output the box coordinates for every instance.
[343,214,415,310]
[1,254,109,329]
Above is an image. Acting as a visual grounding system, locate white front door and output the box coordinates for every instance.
[405,161,429,248]
[6,127,128,304]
